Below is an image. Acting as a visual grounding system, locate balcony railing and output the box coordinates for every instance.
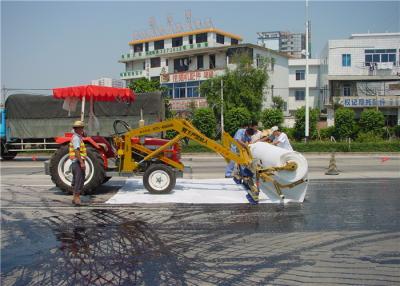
[120,70,144,79]
[121,42,209,61]
[361,62,400,77]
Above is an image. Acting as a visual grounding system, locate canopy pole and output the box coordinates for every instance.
[80,96,86,122]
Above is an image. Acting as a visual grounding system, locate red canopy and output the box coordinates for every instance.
[53,85,135,102]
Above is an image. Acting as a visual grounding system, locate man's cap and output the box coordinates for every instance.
[271,126,279,132]
[73,120,85,128]
[261,129,272,137]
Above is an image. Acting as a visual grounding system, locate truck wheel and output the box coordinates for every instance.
[49,145,105,194]
[143,164,176,194]
[1,143,17,160]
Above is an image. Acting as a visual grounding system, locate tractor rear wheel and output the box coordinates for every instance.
[49,145,105,194]
[143,164,176,194]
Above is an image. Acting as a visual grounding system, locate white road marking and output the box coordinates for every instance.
[21,185,54,187]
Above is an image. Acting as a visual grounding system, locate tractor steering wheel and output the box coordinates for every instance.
[113,120,131,135]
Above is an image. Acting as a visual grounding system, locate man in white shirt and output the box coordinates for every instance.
[271,126,293,151]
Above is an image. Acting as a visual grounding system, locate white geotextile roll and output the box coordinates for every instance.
[249,142,308,183]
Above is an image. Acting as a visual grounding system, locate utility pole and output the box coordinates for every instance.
[305,0,310,141]
[221,79,224,133]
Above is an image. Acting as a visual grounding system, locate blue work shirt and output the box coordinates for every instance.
[231,128,251,153]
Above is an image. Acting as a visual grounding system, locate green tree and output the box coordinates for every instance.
[272,96,285,111]
[192,108,216,139]
[334,108,355,140]
[200,53,270,122]
[224,107,251,136]
[128,77,160,93]
[260,108,284,129]
[359,109,385,135]
[293,107,320,140]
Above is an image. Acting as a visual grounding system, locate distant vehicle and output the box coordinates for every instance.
[0,89,165,160]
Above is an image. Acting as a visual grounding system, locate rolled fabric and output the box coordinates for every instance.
[249,142,309,202]
[249,142,308,183]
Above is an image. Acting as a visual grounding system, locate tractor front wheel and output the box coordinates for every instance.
[143,164,176,194]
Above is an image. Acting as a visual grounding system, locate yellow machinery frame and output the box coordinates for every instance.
[114,118,252,174]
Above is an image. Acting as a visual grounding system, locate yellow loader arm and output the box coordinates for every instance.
[115,118,252,173]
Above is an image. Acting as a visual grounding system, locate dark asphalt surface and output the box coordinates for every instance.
[1,178,400,285]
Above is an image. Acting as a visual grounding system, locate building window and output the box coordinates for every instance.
[295,70,305,80]
[174,57,189,72]
[174,83,186,99]
[364,49,397,66]
[231,38,239,45]
[142,61,146,70]
[166,59,168,66]
[172,37,183,47]
[343,84,351,96]
[145,42,149,52]
[134,43,143,53]
[189,35,193,44]
[209,54,216,69]
[295,90,305,101]
[154,40,164,50]
[163,83,173,98]
[216,34,224,44]
[150,57,161,68]
[342,54,351,67]
[196,33,207,43]
[197,55,204,69]
[187,81,200,98]
[271,85,274,97]
[256,55,262,67]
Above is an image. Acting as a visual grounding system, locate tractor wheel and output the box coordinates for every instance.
[1,142,17,160]
[49,145,105,194]
[143,164,176,194]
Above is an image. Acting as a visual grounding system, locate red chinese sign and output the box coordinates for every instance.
[170,70,215,83]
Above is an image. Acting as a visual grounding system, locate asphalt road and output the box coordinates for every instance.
[1,154,400,285]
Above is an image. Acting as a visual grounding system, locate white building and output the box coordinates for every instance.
[119,27,290,113]
[91,77,125,88]
[257,31,308,59]
[286,58,320,127]
[320,33,400,126]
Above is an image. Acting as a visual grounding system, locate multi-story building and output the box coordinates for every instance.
[119,27,290,113]
[287,58,320,126]
[320,33,400,126]
[91,77,125,88]
[257,30,309,59]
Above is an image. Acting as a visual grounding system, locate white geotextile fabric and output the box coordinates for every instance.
[105,178,298,204]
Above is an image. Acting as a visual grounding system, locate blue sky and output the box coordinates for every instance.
[1,1,399,91]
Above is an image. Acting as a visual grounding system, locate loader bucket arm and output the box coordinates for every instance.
[116,118,253,173]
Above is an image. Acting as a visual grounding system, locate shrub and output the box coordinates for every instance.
[359,109,385,135]
[334,108,355,140]
[192,108,216,139]
[356,131,384,143]
[293,107,320,140]
[224,107,251,136]
[393,125,400,138]
[182,140,400,153]
[260,108,284,129]
[318,126,336,140]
